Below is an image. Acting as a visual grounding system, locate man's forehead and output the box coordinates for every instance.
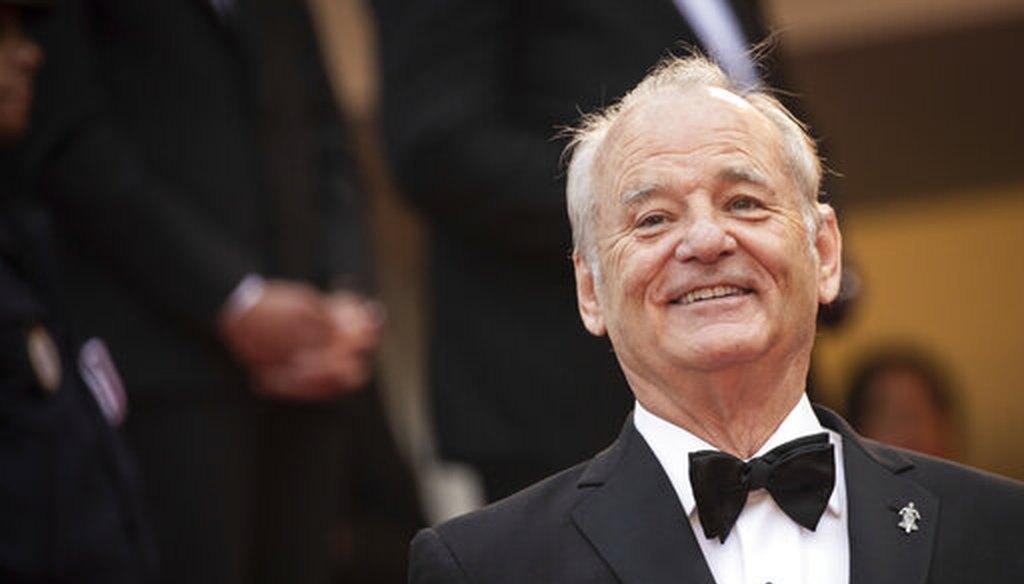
[598,88,748,164]
[594,87,769,192]
[618,86,748,128]
[616,164,770,208]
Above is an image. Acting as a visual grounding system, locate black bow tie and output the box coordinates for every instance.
[688,433,835,543]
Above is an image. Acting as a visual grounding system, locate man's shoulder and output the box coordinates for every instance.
[428,418,641,549]
[820,404,1024,500]
[434,460,591,544]
[409,420,655,582]
[880,444,1024,577]
[853,434,1024,539]
[894,445,1024,500]
[410,461,604,583]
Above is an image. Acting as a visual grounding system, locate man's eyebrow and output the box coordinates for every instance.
[620,184,657,206]
[618,167,766,206]
[718,165,768,186]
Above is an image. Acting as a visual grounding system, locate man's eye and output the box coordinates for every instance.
[636,213,667,229]
[729,196,763,212]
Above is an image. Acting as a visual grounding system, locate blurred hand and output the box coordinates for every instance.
[218,279,330,368]
[325,290,384,355]
[251,291,384,401]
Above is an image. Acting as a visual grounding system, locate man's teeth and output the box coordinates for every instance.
[676,286,746,305]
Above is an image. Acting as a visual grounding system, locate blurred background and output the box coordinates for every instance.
[309,0,1024,523]
[766,0,1024,481]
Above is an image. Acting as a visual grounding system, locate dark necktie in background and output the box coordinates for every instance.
[243,0,323,281]
[209,0,235,20]
[689,433,836,543]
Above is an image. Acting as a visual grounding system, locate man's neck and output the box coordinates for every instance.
[629,359,810,458]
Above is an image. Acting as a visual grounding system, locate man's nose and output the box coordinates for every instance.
[673,214,736,263]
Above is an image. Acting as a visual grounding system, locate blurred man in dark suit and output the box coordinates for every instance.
[0,1,154,580]
[20,1,383,582]
[409,54,1024,584]
[376,0,775,502]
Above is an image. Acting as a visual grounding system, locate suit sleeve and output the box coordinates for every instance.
[409,528,474,584]
[22,0,258,329]
[375,0,571,257]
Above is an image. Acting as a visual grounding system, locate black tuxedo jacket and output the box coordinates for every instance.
[410,407,1024,583]
[376,0,773,469]
[21,0,367,400]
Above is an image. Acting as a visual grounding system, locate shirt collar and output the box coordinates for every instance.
[633,393,844,520]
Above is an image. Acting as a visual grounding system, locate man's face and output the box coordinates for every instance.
[574,87,841,390]
[0,6,42,142]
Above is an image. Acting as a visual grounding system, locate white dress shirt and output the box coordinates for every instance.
[634,394,849,584]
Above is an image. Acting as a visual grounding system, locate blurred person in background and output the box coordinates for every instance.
[18,1,391,582]
[845,346,962,460]
[374,0,781,503]
[0,0,154,580]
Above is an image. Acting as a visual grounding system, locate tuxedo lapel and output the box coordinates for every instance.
[195,0,231,25]
[816,407,938,584]
[572,419,716,584]
[572,408,940,584]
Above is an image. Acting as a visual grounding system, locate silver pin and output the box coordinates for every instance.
[897,502,921,534]
[27,324,61,394]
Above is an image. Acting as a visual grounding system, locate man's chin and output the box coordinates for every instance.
[670,335,770,373]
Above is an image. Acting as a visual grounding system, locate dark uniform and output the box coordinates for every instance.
[1,120,154,584]
[1,1,153,580]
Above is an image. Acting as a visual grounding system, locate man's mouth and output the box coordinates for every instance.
[671,285,751,306]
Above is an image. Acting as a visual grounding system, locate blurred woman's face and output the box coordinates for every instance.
[0,6,43,142]
[860,368,952,458]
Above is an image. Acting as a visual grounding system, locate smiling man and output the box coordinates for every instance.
[408,55,1024,584]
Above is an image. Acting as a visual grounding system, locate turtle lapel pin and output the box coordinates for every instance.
[897,502,921,534]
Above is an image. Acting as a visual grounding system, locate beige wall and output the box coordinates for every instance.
[766,0,1024,50]
[813,184,1024,479]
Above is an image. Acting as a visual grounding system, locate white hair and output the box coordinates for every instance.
[564,54,823,279]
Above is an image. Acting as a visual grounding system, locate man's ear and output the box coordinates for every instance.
[573,251,607,336]
[814,203,843,304]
